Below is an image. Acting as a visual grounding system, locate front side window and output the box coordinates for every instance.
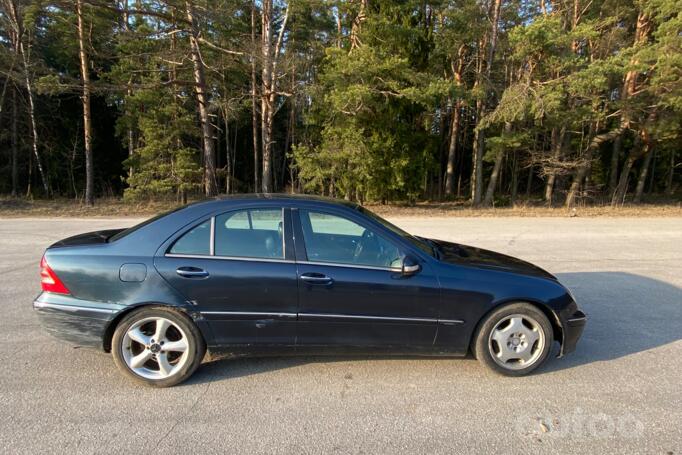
[358,206,435,257]
[215,209,283,259]
[300,210,402,268]
[169,220,211,255]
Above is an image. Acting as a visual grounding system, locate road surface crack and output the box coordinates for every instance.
[154,379,212,448]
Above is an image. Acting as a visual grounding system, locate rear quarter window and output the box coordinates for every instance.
[169,220,211,255]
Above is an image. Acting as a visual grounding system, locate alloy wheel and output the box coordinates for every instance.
[121,317,190,380]
[487,314,545,370]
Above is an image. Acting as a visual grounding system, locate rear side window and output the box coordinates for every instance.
[169,220,211,255]
[215,209,283,259]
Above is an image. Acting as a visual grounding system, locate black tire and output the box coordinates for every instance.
[472,302,553,376]
[112,306,206,387]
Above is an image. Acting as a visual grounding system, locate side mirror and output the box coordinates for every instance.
[401,255,421,276]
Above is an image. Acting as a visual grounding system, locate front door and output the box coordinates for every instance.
[294,209,440,348]
[154,207,298,346]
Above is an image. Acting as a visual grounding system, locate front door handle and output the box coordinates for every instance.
[300,272,333,285]
[176,267,209,279]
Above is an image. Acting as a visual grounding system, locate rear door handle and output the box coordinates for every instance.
[176,267,209,278]
[300,272,333,285]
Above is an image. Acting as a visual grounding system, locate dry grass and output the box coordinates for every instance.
[0,196,680,218]
[0,198,178,218]
[366,200,682,218]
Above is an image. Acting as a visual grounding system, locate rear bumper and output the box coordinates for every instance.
[33,293,123,350]
[558,309,587,356]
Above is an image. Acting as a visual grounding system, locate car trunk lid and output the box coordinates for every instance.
[49,229,126,248]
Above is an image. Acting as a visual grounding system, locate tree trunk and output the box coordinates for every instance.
[647,149,656,194]
[335,6,342,48]
[471,0,502,206]
[7,0,49,195]
[122,0,134,178]
[11,87,18,196]
[565,124,597,209]
[251,0,260,192]
[611,147,638,205]
[224,111,232,194]
[634,144,654,203]
[612,112,653,206]
[483,122,511,206]
[510,150,519,205]
[282,95,295,191]
[350,0,367,50]
[261,1,288,193]
[260,0,273,192]
[76,0,94,206]
[526,161,534,198]
[185,0,218,197]
[609,134,621,194]
[444,100,461,196]
[471,100,485,205]
[445,46,465,196]
[127,122,134,177]
[232,119,238,189]
[610,11,651,199]
[665,150,675,195]
[483,152,504,207]
[544,126,565,205]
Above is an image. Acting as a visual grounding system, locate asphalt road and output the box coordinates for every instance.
[1,216,680,454]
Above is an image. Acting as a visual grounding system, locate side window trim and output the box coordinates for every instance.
[298,259,401,272]
[166,207,292,262]
[294,208,403,271]
[165,253,293,264]
[167,217,213,256]
[291,208,309,262]
[209,216,216,256]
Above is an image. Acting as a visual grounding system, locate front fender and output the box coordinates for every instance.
[433,263,576,353]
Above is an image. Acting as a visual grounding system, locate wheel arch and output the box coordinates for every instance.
[469,298,564,355]
[103,303,208,352]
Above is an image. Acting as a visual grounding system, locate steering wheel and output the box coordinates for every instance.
[353,229,380,263]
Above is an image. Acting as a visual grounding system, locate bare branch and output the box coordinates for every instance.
[197,36,244,56]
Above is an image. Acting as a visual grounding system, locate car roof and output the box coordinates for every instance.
[191,193,361,210]
[108,194,362,254]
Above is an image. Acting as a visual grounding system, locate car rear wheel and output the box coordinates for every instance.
[473,303,553,376]
[112,307,206,387]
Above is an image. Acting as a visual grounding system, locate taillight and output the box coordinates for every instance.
[40,255,70,294]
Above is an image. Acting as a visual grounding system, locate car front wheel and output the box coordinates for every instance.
[473,303,553,376]
[112,306,206,387]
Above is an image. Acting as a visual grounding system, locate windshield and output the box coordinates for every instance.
[358,206,436,257]
[108,206,184,242]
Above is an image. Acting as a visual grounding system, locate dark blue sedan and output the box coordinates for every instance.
[35,195,586,386]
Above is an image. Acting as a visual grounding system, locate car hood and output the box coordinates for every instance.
[429,239,556,280]
[50,228,126,248]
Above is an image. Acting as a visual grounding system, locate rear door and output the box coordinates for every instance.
[154,206,298,346]
[294,208,440,348]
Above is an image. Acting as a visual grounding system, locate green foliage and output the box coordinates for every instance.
[0,0,679,202]
[123,89,202,200]
[484,131,530,162]
[294,5,441,201]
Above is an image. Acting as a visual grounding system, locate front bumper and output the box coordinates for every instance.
[558,308,587,356]
[33,293,124,350]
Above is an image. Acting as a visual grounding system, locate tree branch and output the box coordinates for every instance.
[197,36,244,56]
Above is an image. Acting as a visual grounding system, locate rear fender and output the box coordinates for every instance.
[102,303,214,352]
